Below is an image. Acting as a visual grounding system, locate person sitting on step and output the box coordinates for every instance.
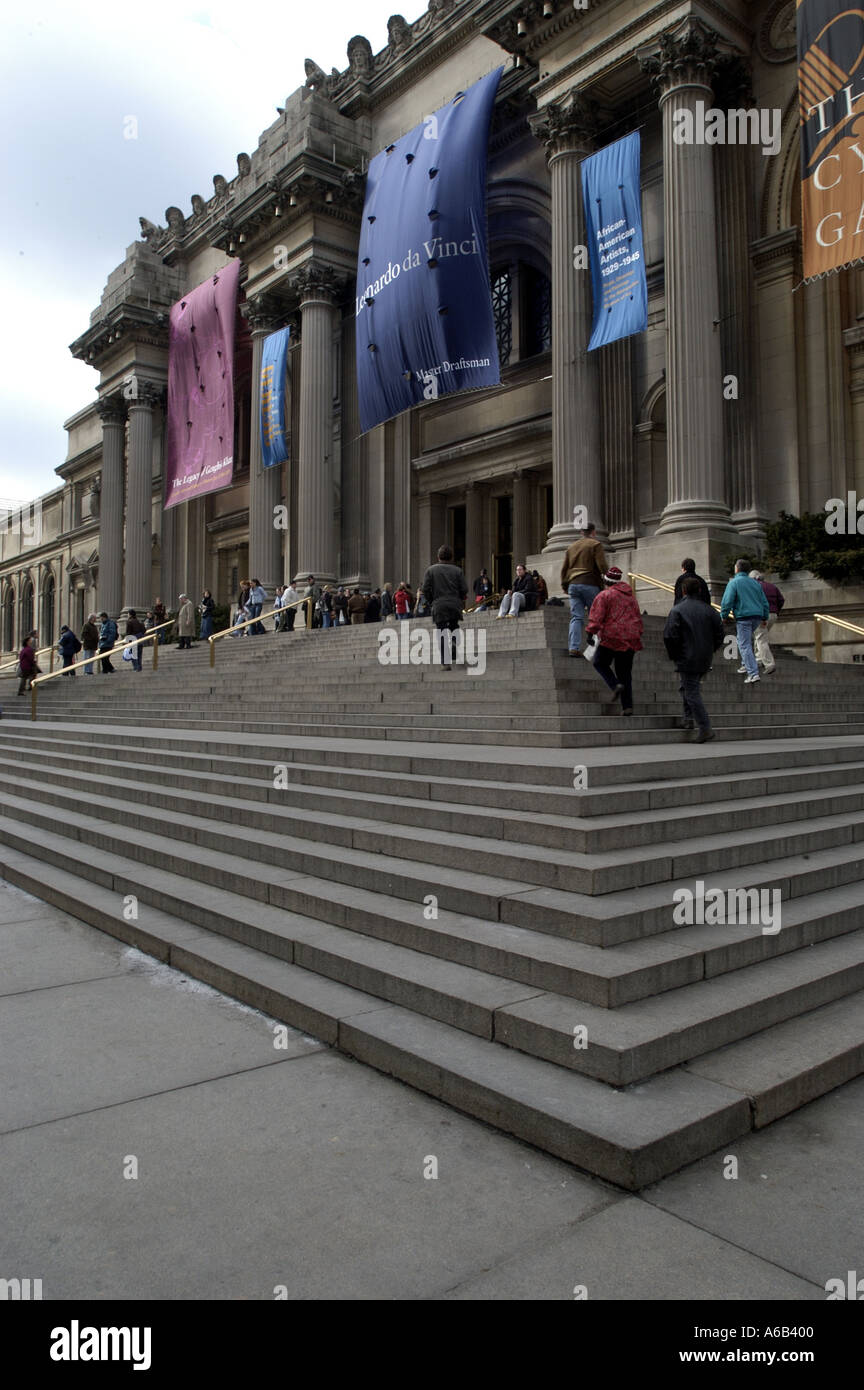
[497,564,537,618]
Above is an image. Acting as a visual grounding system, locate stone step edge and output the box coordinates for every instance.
[0,843,753,1189]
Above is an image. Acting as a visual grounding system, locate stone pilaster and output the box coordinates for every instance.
[244,295,285,594]
[599,338,636,544]
[340,314,369,586]
[512,473,533,566]
[751,229,802,517]
[124,380,161,613]
[641,20,733,533]
[96,394,127,616]
[530,94,604,550]
[290,262,340,583]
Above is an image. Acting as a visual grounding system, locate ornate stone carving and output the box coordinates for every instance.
[139,216,161,243]
[165,206,185,235]
[347,35,373,76]
[237,152,251,177]
[529,92,600,159]
[190,194,206,216]
[304,58,338,95]
[213,174,229,198]
[387,15,412,53]
[428,0,454,15]
[242,294,281,336]
[96,396,126,426]
[127,377,163,410]
[757,0,797,64]
[640,18,723,97]
[289,260,343,303]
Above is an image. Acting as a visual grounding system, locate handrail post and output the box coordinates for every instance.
[50,647,55,673]
[30,683,37,721]
[307,597,313,629]
[814,616,822,662]
[209,635,216,668]
[152,635,158,670]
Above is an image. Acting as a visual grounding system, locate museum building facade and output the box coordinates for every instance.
[1,0,862,658]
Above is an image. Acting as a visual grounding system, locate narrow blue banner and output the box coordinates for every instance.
[582,132,648,352]
[260,326,290,468]
[356,67,503,434]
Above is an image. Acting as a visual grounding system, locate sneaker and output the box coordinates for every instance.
[762,665,776,674]
[568,650,580,656]
[505,612,516,619]
[622,708,633,716]
[679,718,694,731]
[744,673,760,683]
[696,728,716,743]
[605,683,623,705]
[737,665,747,674]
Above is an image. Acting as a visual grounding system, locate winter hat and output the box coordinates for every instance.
[603,567,623,585]
[750,570,763,581]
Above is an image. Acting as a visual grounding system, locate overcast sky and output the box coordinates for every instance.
[0,0,418,505]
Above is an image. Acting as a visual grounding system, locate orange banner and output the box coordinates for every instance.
[798,0,864,277]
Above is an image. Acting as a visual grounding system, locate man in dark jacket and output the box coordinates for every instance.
[664,578,725,743]
[364,590,382,623]
[421,545,468,669]
[673,558,711,605]
[58,625,82,677]
[473,569,493,606]
[98,612,118,673]
[125,609,146,672]
[80,614,99,676]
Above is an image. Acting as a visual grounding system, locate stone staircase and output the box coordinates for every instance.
[1,606,863,1188]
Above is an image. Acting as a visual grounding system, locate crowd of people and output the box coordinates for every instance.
[11,543,786,739]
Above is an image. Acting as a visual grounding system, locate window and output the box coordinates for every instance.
[490,260,551,367]
[491,268,512,369]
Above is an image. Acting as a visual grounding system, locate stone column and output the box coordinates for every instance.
[751,229,802,517]
[291,262,339,583]
[641,20,733,533]
[465,482,484,591]
[600,339,636,544]
[124,380,160,612]
[512,473,533,566]
[530,95,604,549]
[96,394,126,616]
[245,296,285,594]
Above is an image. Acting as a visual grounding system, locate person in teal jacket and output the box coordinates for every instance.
[720,559,770,683]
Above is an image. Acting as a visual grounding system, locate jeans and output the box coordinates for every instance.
[593,646,634,711]
[322,612,333,628]
[200,614,213,640]
[397,611,410,620]
[568,583,599,652]
[82,648,95,675]
[736,619,759,677]
[679,670,710,731]
[754,613,777,670]
[248,601,264,635]
[498,591,526,617]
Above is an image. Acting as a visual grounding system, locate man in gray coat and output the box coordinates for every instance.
[421,545,468,669]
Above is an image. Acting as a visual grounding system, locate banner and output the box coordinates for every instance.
[797,0,864,279]
[356,67,503,433]
[260,326,291,469]
[164,260,240,509]
[582,132,648,351]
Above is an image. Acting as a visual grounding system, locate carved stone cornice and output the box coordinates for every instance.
[71,305,170,368]
[95,395,127,427]
[750,227,800,284]
[639,17,724,100]
[528,92,600,160]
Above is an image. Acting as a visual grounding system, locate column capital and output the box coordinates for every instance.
[529,92,600,162]
[288,259,345,306]
[639,17,724,101]
[242,293,282,337]
[95,394,127,426]
[126,377,163,410]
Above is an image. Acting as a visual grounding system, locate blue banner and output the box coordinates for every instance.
[356,68,503,433]
[260,326,290,468]
[582,132,648,352]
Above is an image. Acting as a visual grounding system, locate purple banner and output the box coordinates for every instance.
[164,260,240,509]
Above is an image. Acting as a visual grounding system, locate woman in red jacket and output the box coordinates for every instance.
[17,636,41,695]
[584,567,643,715]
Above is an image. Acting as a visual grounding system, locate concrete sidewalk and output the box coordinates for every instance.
[0,881,858,1301]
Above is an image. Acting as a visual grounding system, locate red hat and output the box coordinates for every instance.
[603,566,623,584]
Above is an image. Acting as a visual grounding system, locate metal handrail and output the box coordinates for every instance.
[628,570,724,614]
[0,642,55,676]
[208,595,314,666]
[29,619,175,719]
[813,612,864,662]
